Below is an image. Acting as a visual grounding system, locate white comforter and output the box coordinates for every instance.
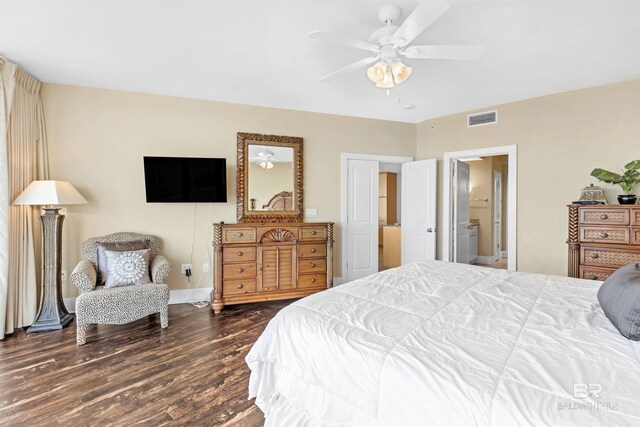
[246,261,640,426]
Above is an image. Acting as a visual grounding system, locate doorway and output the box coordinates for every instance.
[443,145,517,271]
[341,153,437,283]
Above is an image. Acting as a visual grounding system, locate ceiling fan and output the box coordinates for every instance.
[308,2,483,91]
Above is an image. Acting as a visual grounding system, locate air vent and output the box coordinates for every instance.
[467,110,498,127]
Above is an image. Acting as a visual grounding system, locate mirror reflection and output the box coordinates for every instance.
[247,144,294,211]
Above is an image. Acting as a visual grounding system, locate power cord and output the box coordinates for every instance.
[185,202,212,308]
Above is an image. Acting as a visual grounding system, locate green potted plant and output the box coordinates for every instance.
[591,160,640,204]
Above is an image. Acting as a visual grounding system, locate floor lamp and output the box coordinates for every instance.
[12,180,88,333]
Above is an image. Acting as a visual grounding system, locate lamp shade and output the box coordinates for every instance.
[12,180,88,206]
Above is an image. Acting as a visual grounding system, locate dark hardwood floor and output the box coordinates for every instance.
[0,300,292,426]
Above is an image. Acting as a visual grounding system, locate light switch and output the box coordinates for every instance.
[305,208,317,218]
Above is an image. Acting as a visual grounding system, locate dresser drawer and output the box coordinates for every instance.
[298,273,326,289]
[298,243,327,258]
[579,266,616,281]
[300,226,327,241]
[579,208,629,226]
[223,279,256,296]
[222,228,257,244]
[580,246,640,268]
[223,262,257,279]
[223,247,257,263]
[632,209,640,226]
[299,259,326,273]
[579,226,629,244]
[632,227,640,245]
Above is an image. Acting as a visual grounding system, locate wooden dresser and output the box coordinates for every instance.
[567,204,640,280]
[211,222,334,313]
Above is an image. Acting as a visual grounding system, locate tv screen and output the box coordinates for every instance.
[143,157,227,203]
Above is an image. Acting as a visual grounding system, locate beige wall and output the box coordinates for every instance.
[42,84,416,297]
[417,79,640,276]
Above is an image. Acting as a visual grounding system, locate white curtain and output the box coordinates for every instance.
[0,58,49,340]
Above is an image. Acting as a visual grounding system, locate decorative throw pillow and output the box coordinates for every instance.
[97,240,150,284]
[597,263,640,340]
[104,249,151,288]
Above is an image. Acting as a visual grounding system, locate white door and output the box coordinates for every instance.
[401,159,437,264]
[346,159,379,281]
[453,161,471,264]
[493,171,502,261]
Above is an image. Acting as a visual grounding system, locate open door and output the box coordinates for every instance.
[346,159,379,281]
[401,159,437,264]
[453,160,471,263]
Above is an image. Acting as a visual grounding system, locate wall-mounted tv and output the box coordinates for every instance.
[143,156,227,203]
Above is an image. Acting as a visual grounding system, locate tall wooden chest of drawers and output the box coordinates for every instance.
[567,204,640,280]
[210,222,334,313]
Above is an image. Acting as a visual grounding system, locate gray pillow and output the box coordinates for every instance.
[104,249,151,288]
[597,263,640,340]
[97,240,149,284]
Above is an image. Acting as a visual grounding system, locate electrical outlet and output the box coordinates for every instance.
[181,264,192,275]
[61,270,67,283]
[202,263,210,273]
[305,208,317,218]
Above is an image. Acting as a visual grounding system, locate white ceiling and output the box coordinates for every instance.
[1,1,640,123]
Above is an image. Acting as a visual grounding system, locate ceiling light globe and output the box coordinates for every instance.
[391,60,412,84]
[367,61,387,84]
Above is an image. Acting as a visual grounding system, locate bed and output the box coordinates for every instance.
[246,261,640,426]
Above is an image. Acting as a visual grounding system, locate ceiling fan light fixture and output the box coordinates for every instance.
[391,60,412,84]
[366,61,387,85]
[259,160,274,170]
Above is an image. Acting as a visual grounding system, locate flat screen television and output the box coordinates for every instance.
[143,156,227,203]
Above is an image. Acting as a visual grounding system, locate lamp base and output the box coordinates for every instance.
[27,312,73,333]
[27,207,74,334]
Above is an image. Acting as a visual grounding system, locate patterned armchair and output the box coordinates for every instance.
[71,232,171,345]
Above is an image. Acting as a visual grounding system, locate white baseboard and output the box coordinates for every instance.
[63,279,343,313]
[475,256,498,265]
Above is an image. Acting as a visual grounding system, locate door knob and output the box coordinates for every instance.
[427,228,434,233]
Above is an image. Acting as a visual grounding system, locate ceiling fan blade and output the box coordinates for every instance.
[401,45,484,60]
[319,56,380,81]
[392,2,450,48]
[308,30,380,53]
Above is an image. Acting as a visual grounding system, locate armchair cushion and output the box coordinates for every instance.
[151,255,171,284]
[71,260,98,294]
[76,283,169,327]
[97,239,150,284]
[104,249,152,288]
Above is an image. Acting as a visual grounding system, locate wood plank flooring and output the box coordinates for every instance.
[0,301,291,426]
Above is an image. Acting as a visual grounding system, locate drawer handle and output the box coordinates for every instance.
[310,263,316,268]
[311,230,317,236]
[589,275,597,280]
[311,248,316,253]
[310,278,316,283]
[591,253,599,259]
[237,251,244,256]
[600,232,609,239]
[238,267,244,273]
[238,232,244,237]
[237,283,244,289]
[600,214,608,220]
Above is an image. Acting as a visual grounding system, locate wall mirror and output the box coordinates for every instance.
[237,132,303,222]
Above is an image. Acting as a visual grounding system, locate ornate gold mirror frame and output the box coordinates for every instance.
[237,132,303,223]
